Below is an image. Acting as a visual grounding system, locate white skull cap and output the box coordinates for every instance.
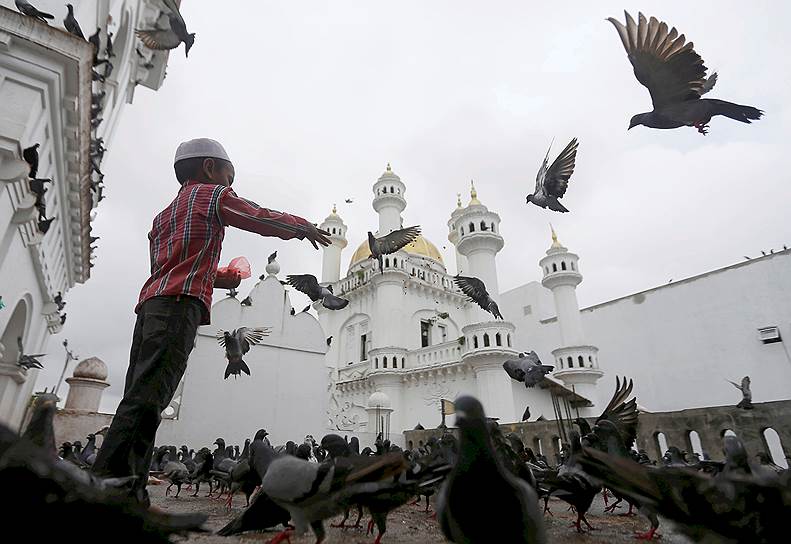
[174,138,231,164]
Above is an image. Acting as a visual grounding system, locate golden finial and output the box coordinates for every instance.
[469,180,481,205]
[332,203,337,214]
[550,223,562,248]
[386,162,392,172]
[456,193,462,207]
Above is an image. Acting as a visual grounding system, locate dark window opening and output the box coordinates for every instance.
[420,320,431,348]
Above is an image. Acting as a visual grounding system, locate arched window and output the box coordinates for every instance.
[401,357,405,369]
[571,262,575,271]
[392,258,397,267]
[552,263,558,272]
[688,431,703,456]
[559,358,564,369]
[473,336,479,348]
[588,355,593,367]
[491,222,496,232]
[495,333,502,346]
[480,220,487,231]
[469,222,475,232]
[561,261,567,271]
[375,358,379,369]
[567,356,573,368]
[390,186,395,193]
[534,437,543,455]
[578,355,584,366]
[762,428,788,468]
[385,258,389,268]
[383,356,388,368]
[656,432,669,457]
[460,227,464,235]
[483,333,490,347]
[507,334,511,347]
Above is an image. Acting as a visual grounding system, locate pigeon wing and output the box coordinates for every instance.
[533,142,552,196]
[594,376,639,451]
[135,27,182,50]
[241,327,270,347]
[374,226,421,255]
[453,275,491,311]
[285,274,322,301]
[607,12,709,109]
[544,138,578,199]
[216,330,227,348]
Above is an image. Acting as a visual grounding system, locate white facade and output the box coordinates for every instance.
[156,268,329,448]
[0,0,176,428]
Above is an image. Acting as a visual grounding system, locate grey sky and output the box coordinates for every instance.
[37,1,791,412]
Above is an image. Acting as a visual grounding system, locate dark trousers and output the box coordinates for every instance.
[92,295,202,504]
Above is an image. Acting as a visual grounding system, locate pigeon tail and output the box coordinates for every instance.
[704,99,763,124]
[224,359,251,380]
[322,294,349,310]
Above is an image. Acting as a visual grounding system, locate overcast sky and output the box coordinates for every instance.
[35,1,791,412]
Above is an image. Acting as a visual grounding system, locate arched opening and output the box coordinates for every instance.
[552,263,558,272]
[384,258,389,268]
[507,334,511,347]
[491,222,496,232]
[0,298,29,364]
[480,220,487,231]
[469,222,475,232]
[567,356,573,368]
[762,428,788,468]
[483,333,490,347]
[534,437,543,455]
[588,356,593,367]
[495,333,502,346]
[655,432,669,457]
[571,262,575,271]
[561,261,567,271]
[401,357,405,369]
[559,358,564,369]
[374,358,378,369]
[688,430,703,456]
[460,227,464,235]
[383,356,388,369]
[473,336,479,348]
[392,258,397,267]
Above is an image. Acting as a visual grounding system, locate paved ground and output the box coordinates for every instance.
[149,483,691,543]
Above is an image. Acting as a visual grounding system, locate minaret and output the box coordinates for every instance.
[318,204,348,284]
[372,163,406,235]
[447,193,469,274]
[451,181,504,297]
[540,226,603,403]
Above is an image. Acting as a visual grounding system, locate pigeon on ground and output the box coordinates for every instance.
[136,0,195,57]
[14,0,53,23]
[0,423,207,541]
[16,337,45,370]
[161,448,190,498]
[64,4,85,39]
[526,138,578,213]
[579,435,790,543]
[367,226,421,273]
[503,351,554,387]
[453,275,503,319]
[437,396,546,543]
[607,12,762,135]
[286,274,349,310]
[261,452,408,543]
[216,327,271,379]
[22,143,40,178]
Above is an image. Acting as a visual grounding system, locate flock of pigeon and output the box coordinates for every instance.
[4,377,790,543]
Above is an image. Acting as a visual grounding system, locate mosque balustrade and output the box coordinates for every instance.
[409,341,464,369]
[7,177,38,224]
[551,345,600,371]
[369,347,409,372]
[460,321,516,361]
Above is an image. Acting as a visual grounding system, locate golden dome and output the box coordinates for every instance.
[349,234,444,269]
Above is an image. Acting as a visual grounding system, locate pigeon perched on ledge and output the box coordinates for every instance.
[14,1,53,24]
[136,0,195,57]
[607,11,762,135]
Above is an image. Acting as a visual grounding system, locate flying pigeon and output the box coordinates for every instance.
[453,275,503,319]
[136,0,195,57]
[286,274,349,310]
[14,0,53,24]
[64,4,85,40]
[367,226,421,273]
[216,327,270,379]
[268,251,277,264]
[22,144,40,178]
[16,337,45,371]
[437,396,546,543]
[326,336,332,346]
[345,198,354,203]
[526,138,578,213]
[607,12,762,135]
[503,352,554,387]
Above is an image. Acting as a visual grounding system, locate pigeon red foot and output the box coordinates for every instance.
[693,121,709,135]
[225,492,234,510]
[604,499,622,513]
[602,488,610,506]
[267,528,293,544]
[618,503,636,517]
[570,514,596,533]
[635,527,661,540]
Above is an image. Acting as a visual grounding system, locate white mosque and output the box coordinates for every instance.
[152,163,791,449]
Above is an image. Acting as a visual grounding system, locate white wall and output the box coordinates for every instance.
[156,276,329,448]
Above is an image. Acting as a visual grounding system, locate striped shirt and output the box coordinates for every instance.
[136,181,311,324]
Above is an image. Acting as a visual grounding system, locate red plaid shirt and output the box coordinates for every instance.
[136,181,311,324]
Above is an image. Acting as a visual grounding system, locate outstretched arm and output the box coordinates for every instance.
[218,189,330,248]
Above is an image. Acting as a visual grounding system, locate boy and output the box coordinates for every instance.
[92,138,330,505]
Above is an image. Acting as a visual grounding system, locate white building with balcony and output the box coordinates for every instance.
[0,0,177,428]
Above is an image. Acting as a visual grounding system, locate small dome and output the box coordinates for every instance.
[367,391,391,408]
[72,357,108,381]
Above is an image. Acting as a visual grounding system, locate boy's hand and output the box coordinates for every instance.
[303,223,332,249]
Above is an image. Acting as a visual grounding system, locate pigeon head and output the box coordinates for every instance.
[453,396,487,427]
[525,194,533,204]
[184,33,196,57]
